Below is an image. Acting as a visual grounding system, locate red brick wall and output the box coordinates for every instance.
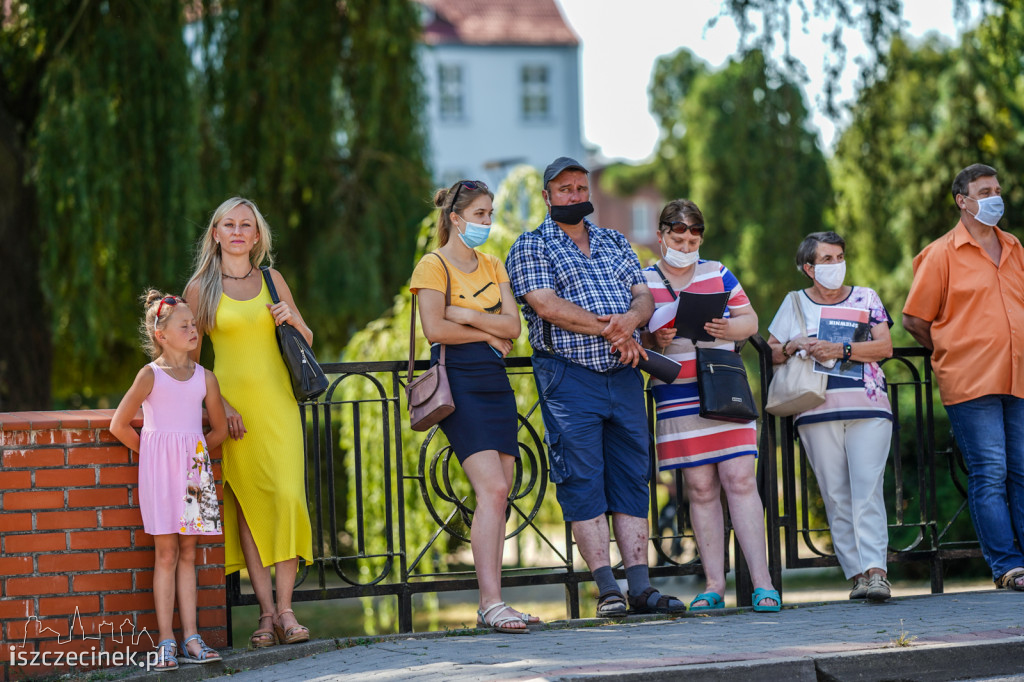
[0,411,226,680]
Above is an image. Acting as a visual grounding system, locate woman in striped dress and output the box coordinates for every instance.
[641,199,779,612]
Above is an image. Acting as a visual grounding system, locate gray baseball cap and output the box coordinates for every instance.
[543,156,589,186]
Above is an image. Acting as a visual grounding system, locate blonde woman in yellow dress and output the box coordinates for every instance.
[184,197,314,648]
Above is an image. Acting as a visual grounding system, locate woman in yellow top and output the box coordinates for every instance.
[184,197,314,648]
[410,180,535,633]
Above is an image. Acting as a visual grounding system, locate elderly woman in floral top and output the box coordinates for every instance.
[767,231,895,603]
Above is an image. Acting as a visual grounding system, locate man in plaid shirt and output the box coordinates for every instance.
[506,157,685,618]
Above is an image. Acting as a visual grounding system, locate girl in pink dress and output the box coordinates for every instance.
[111,291,228,671]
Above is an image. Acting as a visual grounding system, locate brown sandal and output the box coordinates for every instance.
[250,612,278,649]
[274,608,310,644]
[995,567,1024,591]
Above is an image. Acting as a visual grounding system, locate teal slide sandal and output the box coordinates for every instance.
[688,592,725,611]
[752,587,781,612]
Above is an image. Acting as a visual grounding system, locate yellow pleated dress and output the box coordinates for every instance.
[209,279,314,574]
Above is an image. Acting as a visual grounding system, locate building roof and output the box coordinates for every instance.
[418,0,579,47]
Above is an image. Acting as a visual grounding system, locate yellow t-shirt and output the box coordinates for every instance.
[410,251,509,314]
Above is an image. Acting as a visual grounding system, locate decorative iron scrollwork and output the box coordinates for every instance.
[417,413,548,543]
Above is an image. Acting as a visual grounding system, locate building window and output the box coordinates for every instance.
[521,65,550,120]
[439,64,463,120]
[632,201,654,243]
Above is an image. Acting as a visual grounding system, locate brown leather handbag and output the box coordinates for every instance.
[406,254,455,431]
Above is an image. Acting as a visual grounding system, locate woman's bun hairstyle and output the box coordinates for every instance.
[433,188,449,208]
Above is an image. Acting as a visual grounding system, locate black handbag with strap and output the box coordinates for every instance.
[653,264,758,423]
[260,267,329,402]
[694,346,759,423]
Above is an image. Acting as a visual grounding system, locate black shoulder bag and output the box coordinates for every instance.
[653,264,758,424]
[260,267,329,402]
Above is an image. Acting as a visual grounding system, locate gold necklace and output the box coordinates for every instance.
[222,264,254,280]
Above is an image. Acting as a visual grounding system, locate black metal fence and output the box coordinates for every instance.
[226,336,981,633]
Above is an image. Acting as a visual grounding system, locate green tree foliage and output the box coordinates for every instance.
[831,20,1024,329]
[711,0,985,115]
[647,48,831,318]
[829,36,960,316]
[193,0,430,344]
[32,1,200,397]
[0,0,430,406]
[0,1,86,409]
[325,0,433,340]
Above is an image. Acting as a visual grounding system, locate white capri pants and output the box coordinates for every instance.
[797,417,893,578]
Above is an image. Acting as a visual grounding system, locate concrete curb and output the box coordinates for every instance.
[812,637,1024,682]
[547,656,819,682]
[544,637,1024,681]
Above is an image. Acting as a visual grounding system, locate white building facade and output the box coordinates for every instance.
[417,0,586,188]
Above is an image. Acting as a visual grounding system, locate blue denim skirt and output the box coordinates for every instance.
[430,341,519,463]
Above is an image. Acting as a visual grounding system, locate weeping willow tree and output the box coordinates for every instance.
[2,1,196,407]
[0,0,430,407]
[0,1,67,410]
[31,1,200,400]
[192,0,431,348]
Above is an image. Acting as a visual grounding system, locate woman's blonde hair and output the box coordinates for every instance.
[185,197,274,332]
[432,180,493,247]
[139,289,183,359]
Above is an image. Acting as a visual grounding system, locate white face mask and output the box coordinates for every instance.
[813,261,846,290]
[662,243,699,269]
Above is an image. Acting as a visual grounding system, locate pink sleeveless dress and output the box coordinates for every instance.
[138,362,222,536]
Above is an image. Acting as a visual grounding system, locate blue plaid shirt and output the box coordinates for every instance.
[506,215,646,372]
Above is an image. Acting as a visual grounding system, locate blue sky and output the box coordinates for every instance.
[556,0,974,161]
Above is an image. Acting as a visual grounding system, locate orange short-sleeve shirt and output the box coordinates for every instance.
[903,222,1024,405]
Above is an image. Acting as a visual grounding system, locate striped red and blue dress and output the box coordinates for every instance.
[644,261,758,471]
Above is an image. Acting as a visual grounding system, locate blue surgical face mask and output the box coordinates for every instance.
[455,217,491,248]
[965,195,1004,227]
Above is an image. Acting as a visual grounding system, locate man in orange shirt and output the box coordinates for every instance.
[903,163,1024,591]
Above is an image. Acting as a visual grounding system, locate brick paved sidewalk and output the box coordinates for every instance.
[125,590,1024,681]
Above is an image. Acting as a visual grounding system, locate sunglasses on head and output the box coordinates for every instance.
[155,296,179,319]
[661,221,705,236]
[450,179,488,210]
